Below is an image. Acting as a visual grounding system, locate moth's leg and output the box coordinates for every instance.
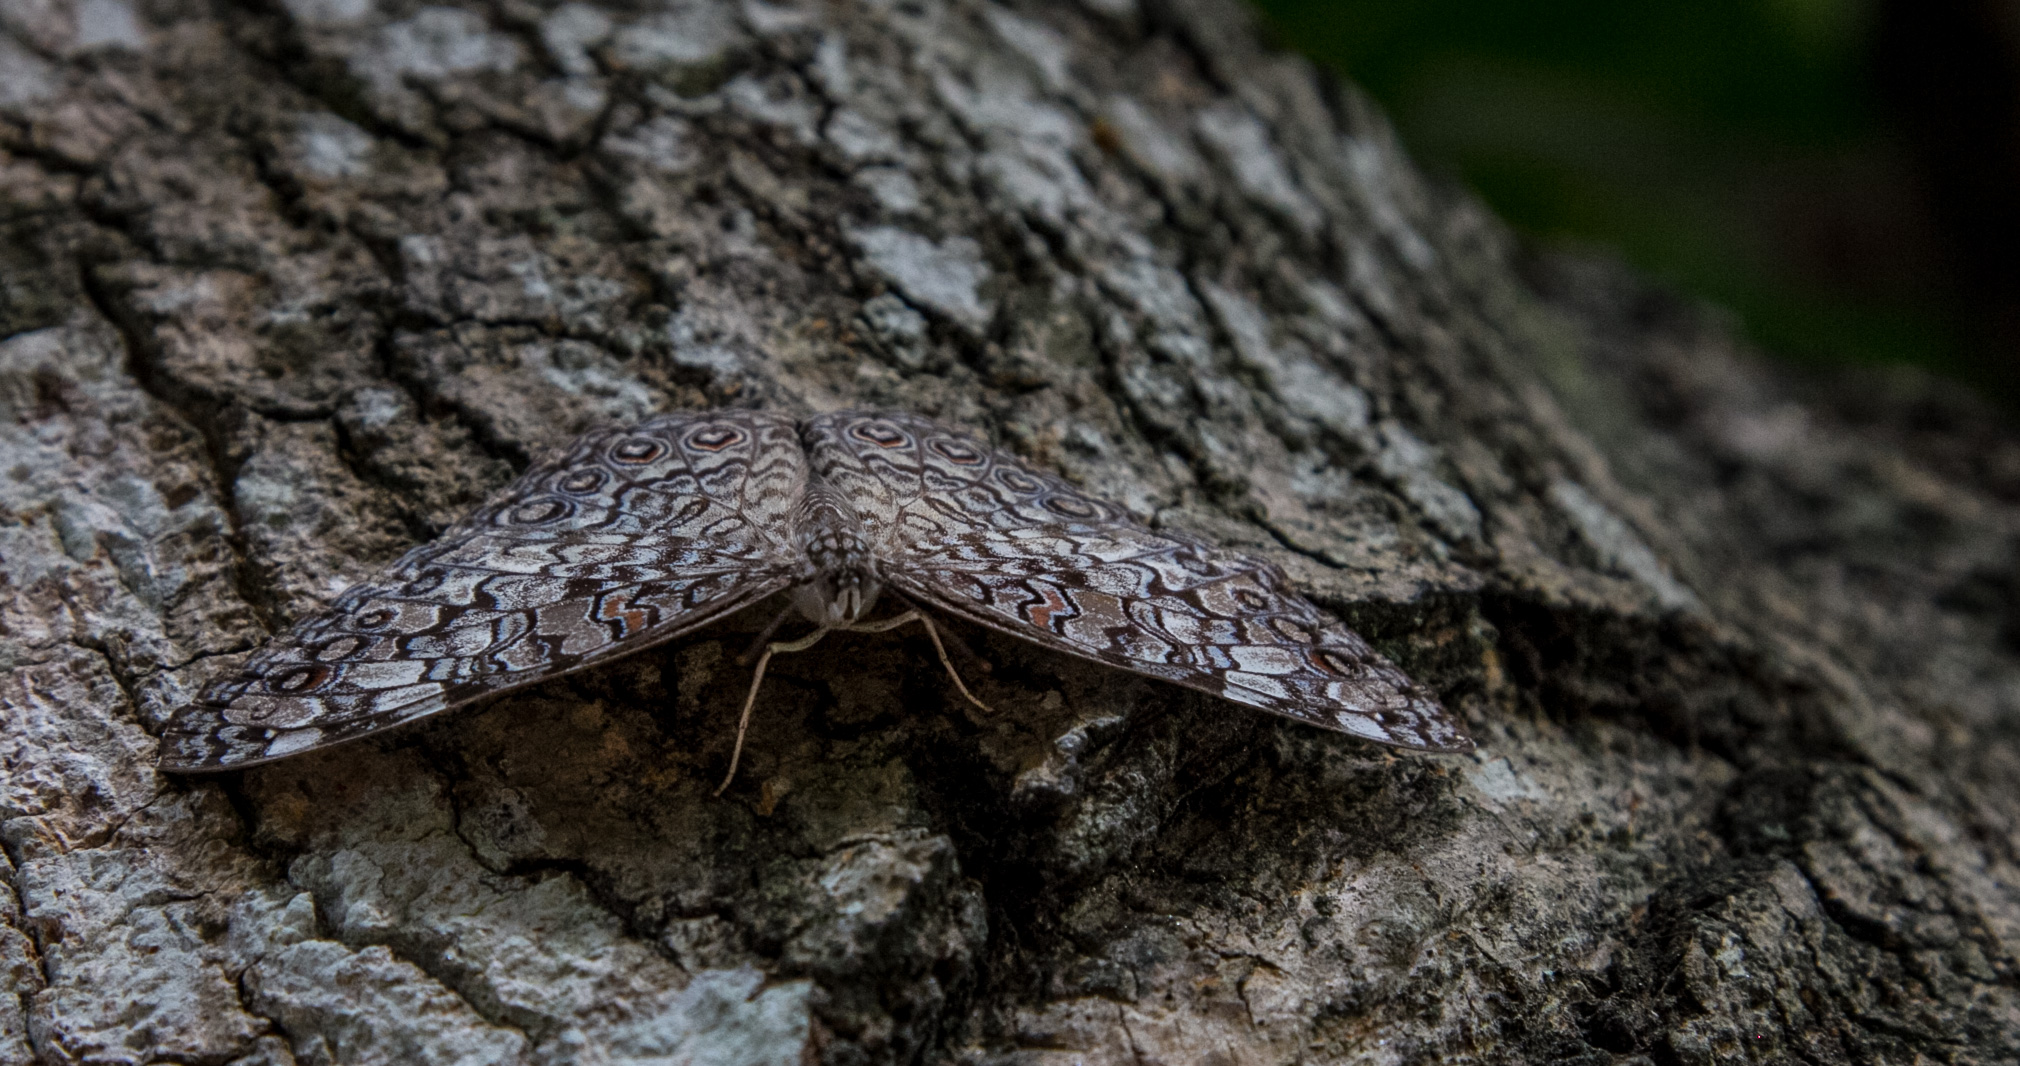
[914,613,996,719]
[842,610,994,718]
[882,591,989,673]
[738,602,797,665]
[839,609,920,635]
[717,626,832,796]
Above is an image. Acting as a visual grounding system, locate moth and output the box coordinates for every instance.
[160,410,1471,785]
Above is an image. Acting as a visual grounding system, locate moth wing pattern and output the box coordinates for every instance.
[805,411,1471,752]
[160,410,809,770]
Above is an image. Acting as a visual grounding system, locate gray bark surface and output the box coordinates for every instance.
[2,0,2017,1062]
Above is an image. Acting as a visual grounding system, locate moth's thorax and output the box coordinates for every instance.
[793,487,881,625]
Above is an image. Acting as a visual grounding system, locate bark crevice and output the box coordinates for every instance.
[2,0,2015,1062]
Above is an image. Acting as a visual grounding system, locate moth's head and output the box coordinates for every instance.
[797,526,881,625]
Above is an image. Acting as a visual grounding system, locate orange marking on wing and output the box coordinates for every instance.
[595,593,653,635]
[1023,582,1073,630]
[1307,649,1359,677]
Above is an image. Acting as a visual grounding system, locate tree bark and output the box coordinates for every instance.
[3,0,2018,1062]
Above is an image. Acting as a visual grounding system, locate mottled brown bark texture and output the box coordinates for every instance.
[1,0,2017,1062]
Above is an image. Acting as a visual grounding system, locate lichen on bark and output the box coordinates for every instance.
[1,0,2016,1063]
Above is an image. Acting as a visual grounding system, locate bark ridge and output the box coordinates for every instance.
[1,0,2016,1062]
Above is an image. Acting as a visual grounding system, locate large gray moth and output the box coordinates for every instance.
[160,411,1471,783]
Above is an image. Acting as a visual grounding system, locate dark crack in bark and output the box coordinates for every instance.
[2,0,2016,1063]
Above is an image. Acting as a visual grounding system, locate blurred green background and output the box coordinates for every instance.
[1251,0,2020,405]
